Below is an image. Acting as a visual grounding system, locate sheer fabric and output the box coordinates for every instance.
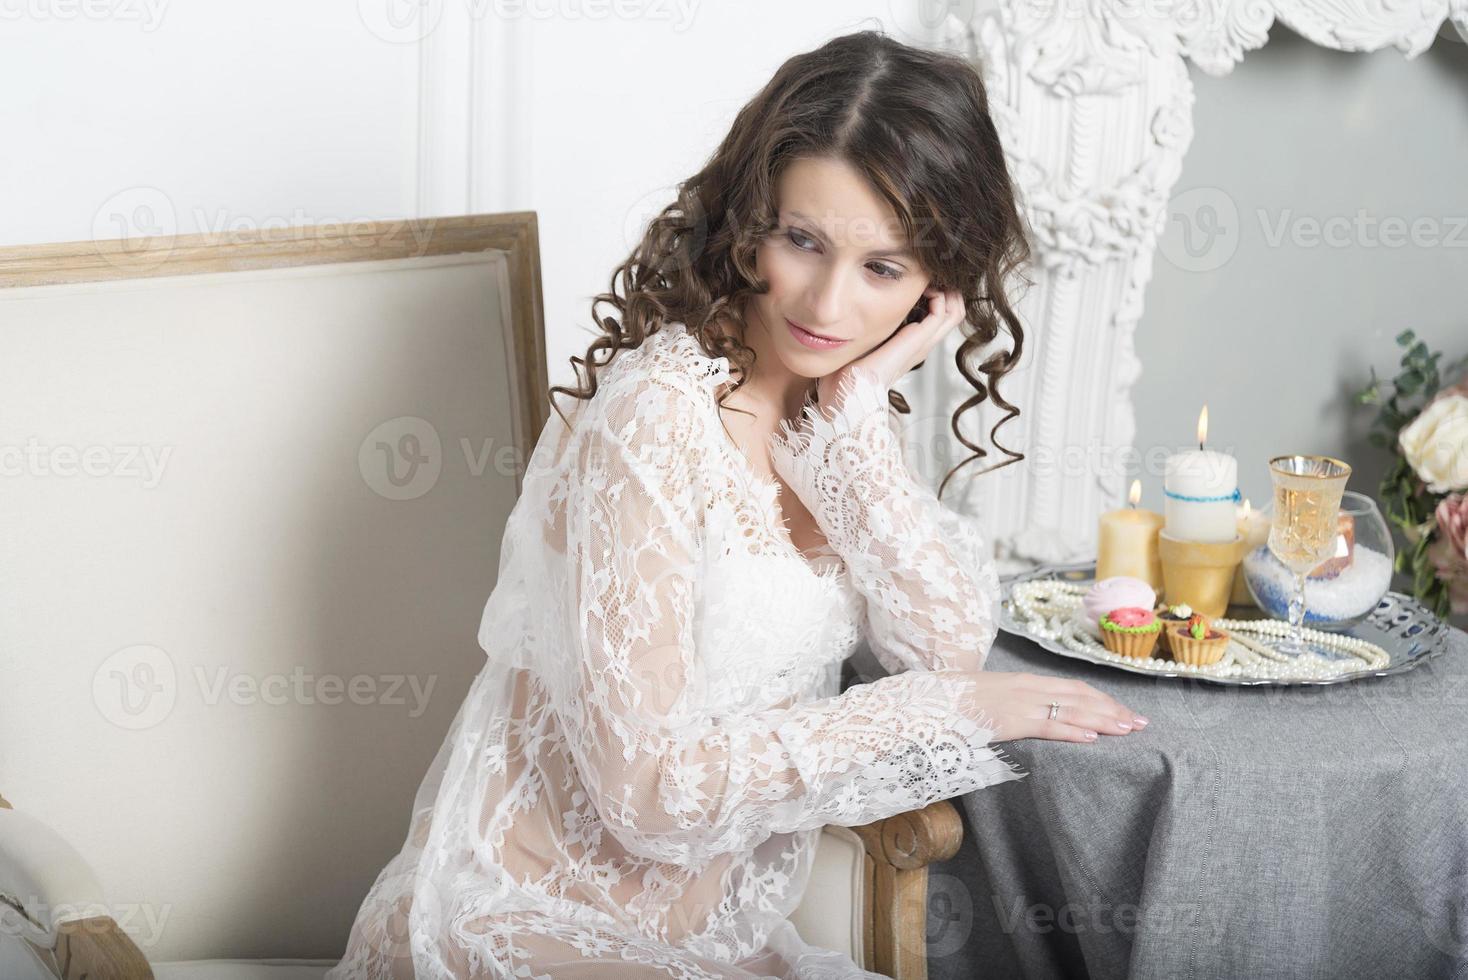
[327,322,1023,980]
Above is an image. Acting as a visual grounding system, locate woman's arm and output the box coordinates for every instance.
[768,364,1001,676]
[555,371,1022,871]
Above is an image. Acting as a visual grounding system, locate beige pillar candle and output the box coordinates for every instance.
[1097,480,1164,591]
[1230,498,1271,606]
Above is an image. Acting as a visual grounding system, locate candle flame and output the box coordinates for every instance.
[1128,480,1141,507]
[1241,498,1252,519]
[1197,404,1209,447]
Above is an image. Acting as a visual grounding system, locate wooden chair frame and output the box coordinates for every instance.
[0,216,963,980]
[1,792,961,980]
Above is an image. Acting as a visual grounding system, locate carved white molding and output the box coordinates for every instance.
[416,9,533,217]
[917,0,1468,576]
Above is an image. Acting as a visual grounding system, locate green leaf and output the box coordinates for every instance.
[1396,328,1416,346]
[1414,560,1435,596]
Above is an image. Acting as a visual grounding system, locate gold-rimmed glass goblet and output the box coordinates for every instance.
[1266,454,1352,655]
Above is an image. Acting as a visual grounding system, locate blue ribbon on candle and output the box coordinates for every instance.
[1164,487,1242,504]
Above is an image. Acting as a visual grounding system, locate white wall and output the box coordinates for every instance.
[1,0,944,395]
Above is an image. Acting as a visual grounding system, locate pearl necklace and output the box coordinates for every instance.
[1006,580,1392,682]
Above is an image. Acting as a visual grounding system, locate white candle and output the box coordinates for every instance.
[1164,405,1240,543]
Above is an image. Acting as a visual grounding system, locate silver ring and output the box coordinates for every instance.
[1047,701,1061,721]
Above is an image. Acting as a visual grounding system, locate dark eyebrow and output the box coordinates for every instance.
[786,210,914,260]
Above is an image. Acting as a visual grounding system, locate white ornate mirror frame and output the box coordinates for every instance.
[907,0,1468,574]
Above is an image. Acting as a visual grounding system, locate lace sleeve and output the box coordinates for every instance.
[557,371,1022,871]
[767,365,1002,676]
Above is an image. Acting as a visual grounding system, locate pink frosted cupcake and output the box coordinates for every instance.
[1099,606,1162,659]
[1081,576,1156,629]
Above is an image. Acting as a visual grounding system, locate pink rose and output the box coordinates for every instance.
[1428,493,1468,614]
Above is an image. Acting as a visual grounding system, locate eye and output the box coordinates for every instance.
[786,228,817,251]
[869,262,903,281]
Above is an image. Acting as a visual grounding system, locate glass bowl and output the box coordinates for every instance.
[1242,490,1396,632]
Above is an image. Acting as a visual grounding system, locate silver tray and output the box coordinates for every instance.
[997,560,1456,687]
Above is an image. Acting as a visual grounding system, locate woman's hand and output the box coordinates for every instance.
[816,286,965,407]
[952,670,1149,743]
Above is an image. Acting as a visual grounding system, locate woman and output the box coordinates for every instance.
[329,29,1145,980]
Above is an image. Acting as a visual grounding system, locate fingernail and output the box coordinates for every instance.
[1084,731,1098,741]
[1116,721,1133,731]
[1134,716,1149,728]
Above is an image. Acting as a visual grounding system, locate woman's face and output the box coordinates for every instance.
[747,154,933,379]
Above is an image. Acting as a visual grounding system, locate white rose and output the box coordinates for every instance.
[1398,393,1468,494]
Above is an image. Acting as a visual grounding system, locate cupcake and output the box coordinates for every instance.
[1154,602,1193,654]
[1082,576,1157,629]
[1099,606,1162,659]
[1168,613,1230,666]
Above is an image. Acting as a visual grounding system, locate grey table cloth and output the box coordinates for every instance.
[847,623,1468,980]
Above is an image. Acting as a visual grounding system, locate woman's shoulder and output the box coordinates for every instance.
[597,321,732,399]
[588,322,734,433]
[583,322,732,461]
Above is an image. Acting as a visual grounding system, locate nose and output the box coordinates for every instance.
[804,262,849,327]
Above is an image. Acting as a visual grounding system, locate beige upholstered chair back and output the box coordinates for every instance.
[0,216,547,963]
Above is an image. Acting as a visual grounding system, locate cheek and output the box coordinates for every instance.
[756,244,803,301]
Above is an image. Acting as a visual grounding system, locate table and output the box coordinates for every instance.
[866,623,1468,979]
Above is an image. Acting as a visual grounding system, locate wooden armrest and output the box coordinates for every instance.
[852,799,963,980]
[0,793,154,980]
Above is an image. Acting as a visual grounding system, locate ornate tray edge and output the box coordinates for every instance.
[997,560,1455,688]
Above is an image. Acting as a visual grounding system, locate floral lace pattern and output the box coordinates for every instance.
[327,323,1022,980]
[767,364,1006,677]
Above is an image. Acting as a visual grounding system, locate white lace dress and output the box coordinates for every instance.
[326,321,1024,980]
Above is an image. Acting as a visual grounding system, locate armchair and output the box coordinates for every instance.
[1,790,962,980]
[0,216,963,980]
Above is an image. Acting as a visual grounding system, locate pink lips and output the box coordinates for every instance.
[786,318,848,350]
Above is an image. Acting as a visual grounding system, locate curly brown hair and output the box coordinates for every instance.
[548,28,1033,499]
